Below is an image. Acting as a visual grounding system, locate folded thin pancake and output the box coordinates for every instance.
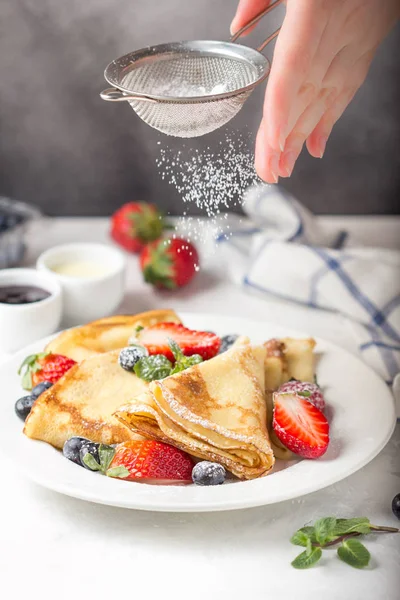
[24,350,148,449]
[115,344,274,480]
[45,309,182,361]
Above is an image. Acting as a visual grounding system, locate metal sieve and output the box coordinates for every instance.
[100,0,282,138]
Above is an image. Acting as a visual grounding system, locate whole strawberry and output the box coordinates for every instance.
[110,440,195,482]
[18,353,77,390]
[111,202,170,254]
[278,380,325,411]
[140,237,199,289]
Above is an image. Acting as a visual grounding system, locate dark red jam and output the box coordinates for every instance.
[0,285,51,305]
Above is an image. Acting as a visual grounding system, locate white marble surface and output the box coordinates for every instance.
[1,216,399,600]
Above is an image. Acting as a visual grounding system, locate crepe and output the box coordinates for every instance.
[24,350,148,449]
[45,309,182,362]
[115,344,275,480]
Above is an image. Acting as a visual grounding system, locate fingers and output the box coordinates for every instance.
[255,120,280,183]
[263,0,329,152]
[230,0,272,36]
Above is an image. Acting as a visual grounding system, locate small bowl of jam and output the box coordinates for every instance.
[0,269,62,353]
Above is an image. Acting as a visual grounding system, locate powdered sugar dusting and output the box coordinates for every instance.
[155,131,260,255]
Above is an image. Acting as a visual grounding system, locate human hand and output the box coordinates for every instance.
[231,0,399,183]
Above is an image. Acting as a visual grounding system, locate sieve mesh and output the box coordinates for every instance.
[103,42,269,137]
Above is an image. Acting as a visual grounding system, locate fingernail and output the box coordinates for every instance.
[230,18,238,36]
[269,155,280,184]
[283,151,296,177]
[319,136,328,158]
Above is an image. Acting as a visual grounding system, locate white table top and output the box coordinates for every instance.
[1,216,399,600]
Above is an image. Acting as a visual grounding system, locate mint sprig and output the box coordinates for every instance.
[133,341,203,382]
[82,444,129,479]
[18,352,49,390]
[291,517,398,569]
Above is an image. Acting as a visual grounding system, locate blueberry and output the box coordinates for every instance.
[31,380,53,398]
[192,461,226,486]
[218,334,239,354]
[119,345,148,371]
[15,395,37,420]
[63,437,98,467]
[79,443,101,470]
[392,493,400,520]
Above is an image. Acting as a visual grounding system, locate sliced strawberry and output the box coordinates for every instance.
[272,393,330,459]
[136,322,220,361]
[110,440,194,482]
[18,353,77,390]
[278,380,325,411]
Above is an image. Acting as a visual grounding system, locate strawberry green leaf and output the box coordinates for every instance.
[106,466,130,479]
[298,391,311,397]
[83,453,102,471]
[291,547,322,569]
[98,445,116,472]
[337,539,371,569]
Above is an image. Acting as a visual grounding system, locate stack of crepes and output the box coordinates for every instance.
[115,343,275,480]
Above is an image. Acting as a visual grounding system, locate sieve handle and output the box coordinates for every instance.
[230,0,282,52]
[100,88,157,102]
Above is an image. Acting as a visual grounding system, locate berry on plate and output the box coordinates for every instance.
[392,493,400,520]
[218,334,239,354]
[31,380,53,398]
[272,392,330,459]
[110,202,170,254]
[15,395,37,421]
[135,322,221,361]
[140,237,199,289]
[192,461,226,486]
[278,380,325,411]
[110,440,194,482]
[18,353,77,390]
[63,437,96,467]
[118,345,148,371]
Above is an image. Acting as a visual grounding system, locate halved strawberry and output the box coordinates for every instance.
[18,353,77,390]
[110,440,194,482]
[135,322,221,361]
[272,393,330,459]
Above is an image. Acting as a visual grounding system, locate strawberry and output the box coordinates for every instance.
[110,440,194,482]
[277,380,325,411]
[110,202,170,254]
[18,353,77,390]
[135,322,220,361]
[272,393,330,459]
[140,237,199,289]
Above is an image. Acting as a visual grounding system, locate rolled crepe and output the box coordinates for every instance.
[115,344,275,480]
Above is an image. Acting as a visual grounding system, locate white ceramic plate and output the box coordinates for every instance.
[0,313,396,512]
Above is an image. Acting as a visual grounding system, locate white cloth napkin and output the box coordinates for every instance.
[217,185,400,408]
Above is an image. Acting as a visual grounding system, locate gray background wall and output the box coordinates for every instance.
[0,0,399,216]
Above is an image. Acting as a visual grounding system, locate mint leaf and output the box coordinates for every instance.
[314,517,337,545]
[135,325,144,334]
[106,466,130,479]
[291,547,322,569]
[98,444,115,472]
[333,518,371,536]
[168,339,184,361]
[291,530,312,548]
[298,391,311,397]
[171,354,203,374]
[134,355,172,381]
[337,539,371,569]
[82,453,102,471]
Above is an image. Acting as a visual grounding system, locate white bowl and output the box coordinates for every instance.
[36,243,126,326]
[0,269,62,353]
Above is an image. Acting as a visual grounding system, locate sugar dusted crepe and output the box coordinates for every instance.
[115,344,275,480]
